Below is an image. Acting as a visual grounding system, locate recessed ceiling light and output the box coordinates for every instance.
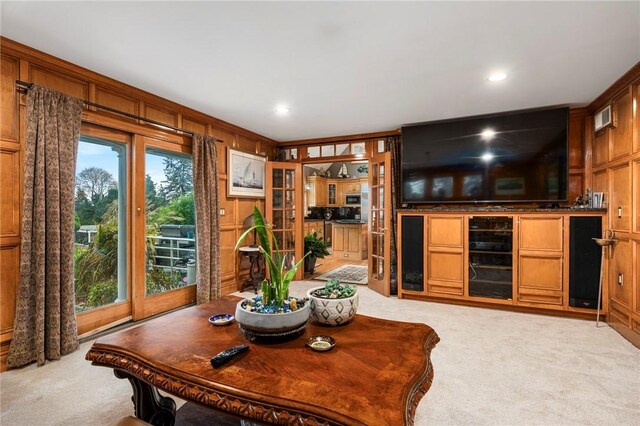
[275,105,291,115]
[481,152,494,162]
[488,72,507,82]
[481,128,496,140]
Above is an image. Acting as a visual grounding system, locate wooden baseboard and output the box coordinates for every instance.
[400,293,603,321]
[607,315,640,349]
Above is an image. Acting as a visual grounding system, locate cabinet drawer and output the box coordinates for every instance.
[519,216,563,252]
[428,216,463,247]
[518,254,563,305]
[427,250,463,296]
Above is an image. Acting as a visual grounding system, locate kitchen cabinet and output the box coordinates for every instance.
[332,222,367,260]
[304,220,325,240]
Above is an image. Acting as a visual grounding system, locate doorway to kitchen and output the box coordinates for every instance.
[302,161,369,285]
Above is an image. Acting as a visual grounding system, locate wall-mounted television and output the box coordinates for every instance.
[401,107,569,204]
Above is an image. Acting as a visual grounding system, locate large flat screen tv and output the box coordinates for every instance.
[401,107,569,204]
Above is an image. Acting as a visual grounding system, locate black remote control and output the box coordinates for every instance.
[210,345,249,368]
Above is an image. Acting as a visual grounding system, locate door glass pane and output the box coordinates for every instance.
[145,149,196,296]
[273,189,283,208]
[372,164,379,186]
[336,143,350,156]
[273,169,284,187]
[273,210,283,229]
[74,138,126,312]
[285,190,295,208]
[285,170,295,188]
[307,146,320,158]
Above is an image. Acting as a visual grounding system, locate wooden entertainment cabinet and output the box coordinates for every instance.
[397,209,607,317]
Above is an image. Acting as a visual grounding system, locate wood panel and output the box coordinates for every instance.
[427,250,464,296]
[1,54,19,142]
[592,129,609,168]
[568,109,586,169]
[182,117,207,135]
[220,229,238,277]
[610,163,631,232]
[518,254,563,305]
[635,239,640,317]
[144,103,179,127]
[0,149,21,237]
[0,244,19,336]
[519,216,563,252]
[610,87,633,162]
[94,85,140,120]
[634,159,640,234]
[634,81,639,154]
[237,135,259,153]
[428,216,463,247]
[29,65,88,99]
[568,173,584,203]
[609,238,632,308]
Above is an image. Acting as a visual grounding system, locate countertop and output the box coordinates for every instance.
[397,207,607,213]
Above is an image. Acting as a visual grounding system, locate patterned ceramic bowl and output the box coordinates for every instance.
[306,286,359,326]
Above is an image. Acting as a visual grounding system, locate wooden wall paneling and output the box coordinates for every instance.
[634,159,640,234]
[634,239,639,318]
[94,85,140,121]
[219,228,239,279]
[610,87,633,162]
[1,54,19,142]
[0,244,19,338]
[237,135,259,153]
[568,173,584,203]
[143,103,179,127]
[0,149,21,237]
[593,129,609,168]
[569,109,586,169]
[29,64,89,99]
[609,238,632,316]
[633,81,639,154]
[181,117,207,135]
[610,163,631,232]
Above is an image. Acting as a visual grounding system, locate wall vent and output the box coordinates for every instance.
[594,105,612,132]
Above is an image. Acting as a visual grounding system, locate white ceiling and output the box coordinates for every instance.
[2,2,639,141]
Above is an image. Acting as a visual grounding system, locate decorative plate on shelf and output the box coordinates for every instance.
[209,314,234,326]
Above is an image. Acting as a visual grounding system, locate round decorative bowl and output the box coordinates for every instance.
[235,299,310,342]
[307,286,359,326]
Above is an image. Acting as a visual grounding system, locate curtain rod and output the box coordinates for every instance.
[16,80,222,143]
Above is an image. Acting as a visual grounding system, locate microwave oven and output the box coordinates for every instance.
[345,194,361,205]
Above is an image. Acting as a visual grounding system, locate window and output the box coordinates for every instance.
[74,138,126,312]
[145,149,197,295]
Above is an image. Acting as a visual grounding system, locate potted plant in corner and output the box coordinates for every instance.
[307,279,359,326]
[234,206,311,341]
[303,232,330,274]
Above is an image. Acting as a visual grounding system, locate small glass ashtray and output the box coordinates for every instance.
[306,335,336,352]
[209,314,234,326]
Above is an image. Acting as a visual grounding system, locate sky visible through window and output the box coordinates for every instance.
[77,140,166,184]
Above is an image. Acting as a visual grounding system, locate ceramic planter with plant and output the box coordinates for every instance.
[234,206,310,341]
[303,232,330,274]
[307,279,359,326]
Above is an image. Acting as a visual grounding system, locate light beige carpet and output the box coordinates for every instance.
[1,281,639,425]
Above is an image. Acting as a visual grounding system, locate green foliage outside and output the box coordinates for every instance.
[74,156,195,311]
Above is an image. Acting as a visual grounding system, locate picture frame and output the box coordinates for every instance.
[227,148,266,198]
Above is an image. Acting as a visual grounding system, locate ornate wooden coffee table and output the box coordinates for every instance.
[86,296,439,425]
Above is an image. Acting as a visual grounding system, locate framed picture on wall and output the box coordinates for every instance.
[227,148,266,198]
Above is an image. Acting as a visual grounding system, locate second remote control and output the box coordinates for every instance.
[210,345,249,368]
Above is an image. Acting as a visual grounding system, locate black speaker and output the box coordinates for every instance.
[401,216,424,291]
[569,217,602,309]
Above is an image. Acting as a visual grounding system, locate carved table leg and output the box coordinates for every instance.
[114,369,177,426]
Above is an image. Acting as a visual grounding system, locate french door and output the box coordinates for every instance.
[266,162,304,281]
[368,152,392,296]
[75,130,197,336]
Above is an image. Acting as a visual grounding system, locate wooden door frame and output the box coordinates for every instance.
[266,161,304,281]
[368,152,392,296]
[132,135,196,321]
[76,124,133,335]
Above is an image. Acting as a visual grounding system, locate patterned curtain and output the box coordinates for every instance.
[8,86,83,368]
[385,135,401,295]
[192,133,221,303]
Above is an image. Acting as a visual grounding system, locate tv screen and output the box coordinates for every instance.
[401,107,569,204]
